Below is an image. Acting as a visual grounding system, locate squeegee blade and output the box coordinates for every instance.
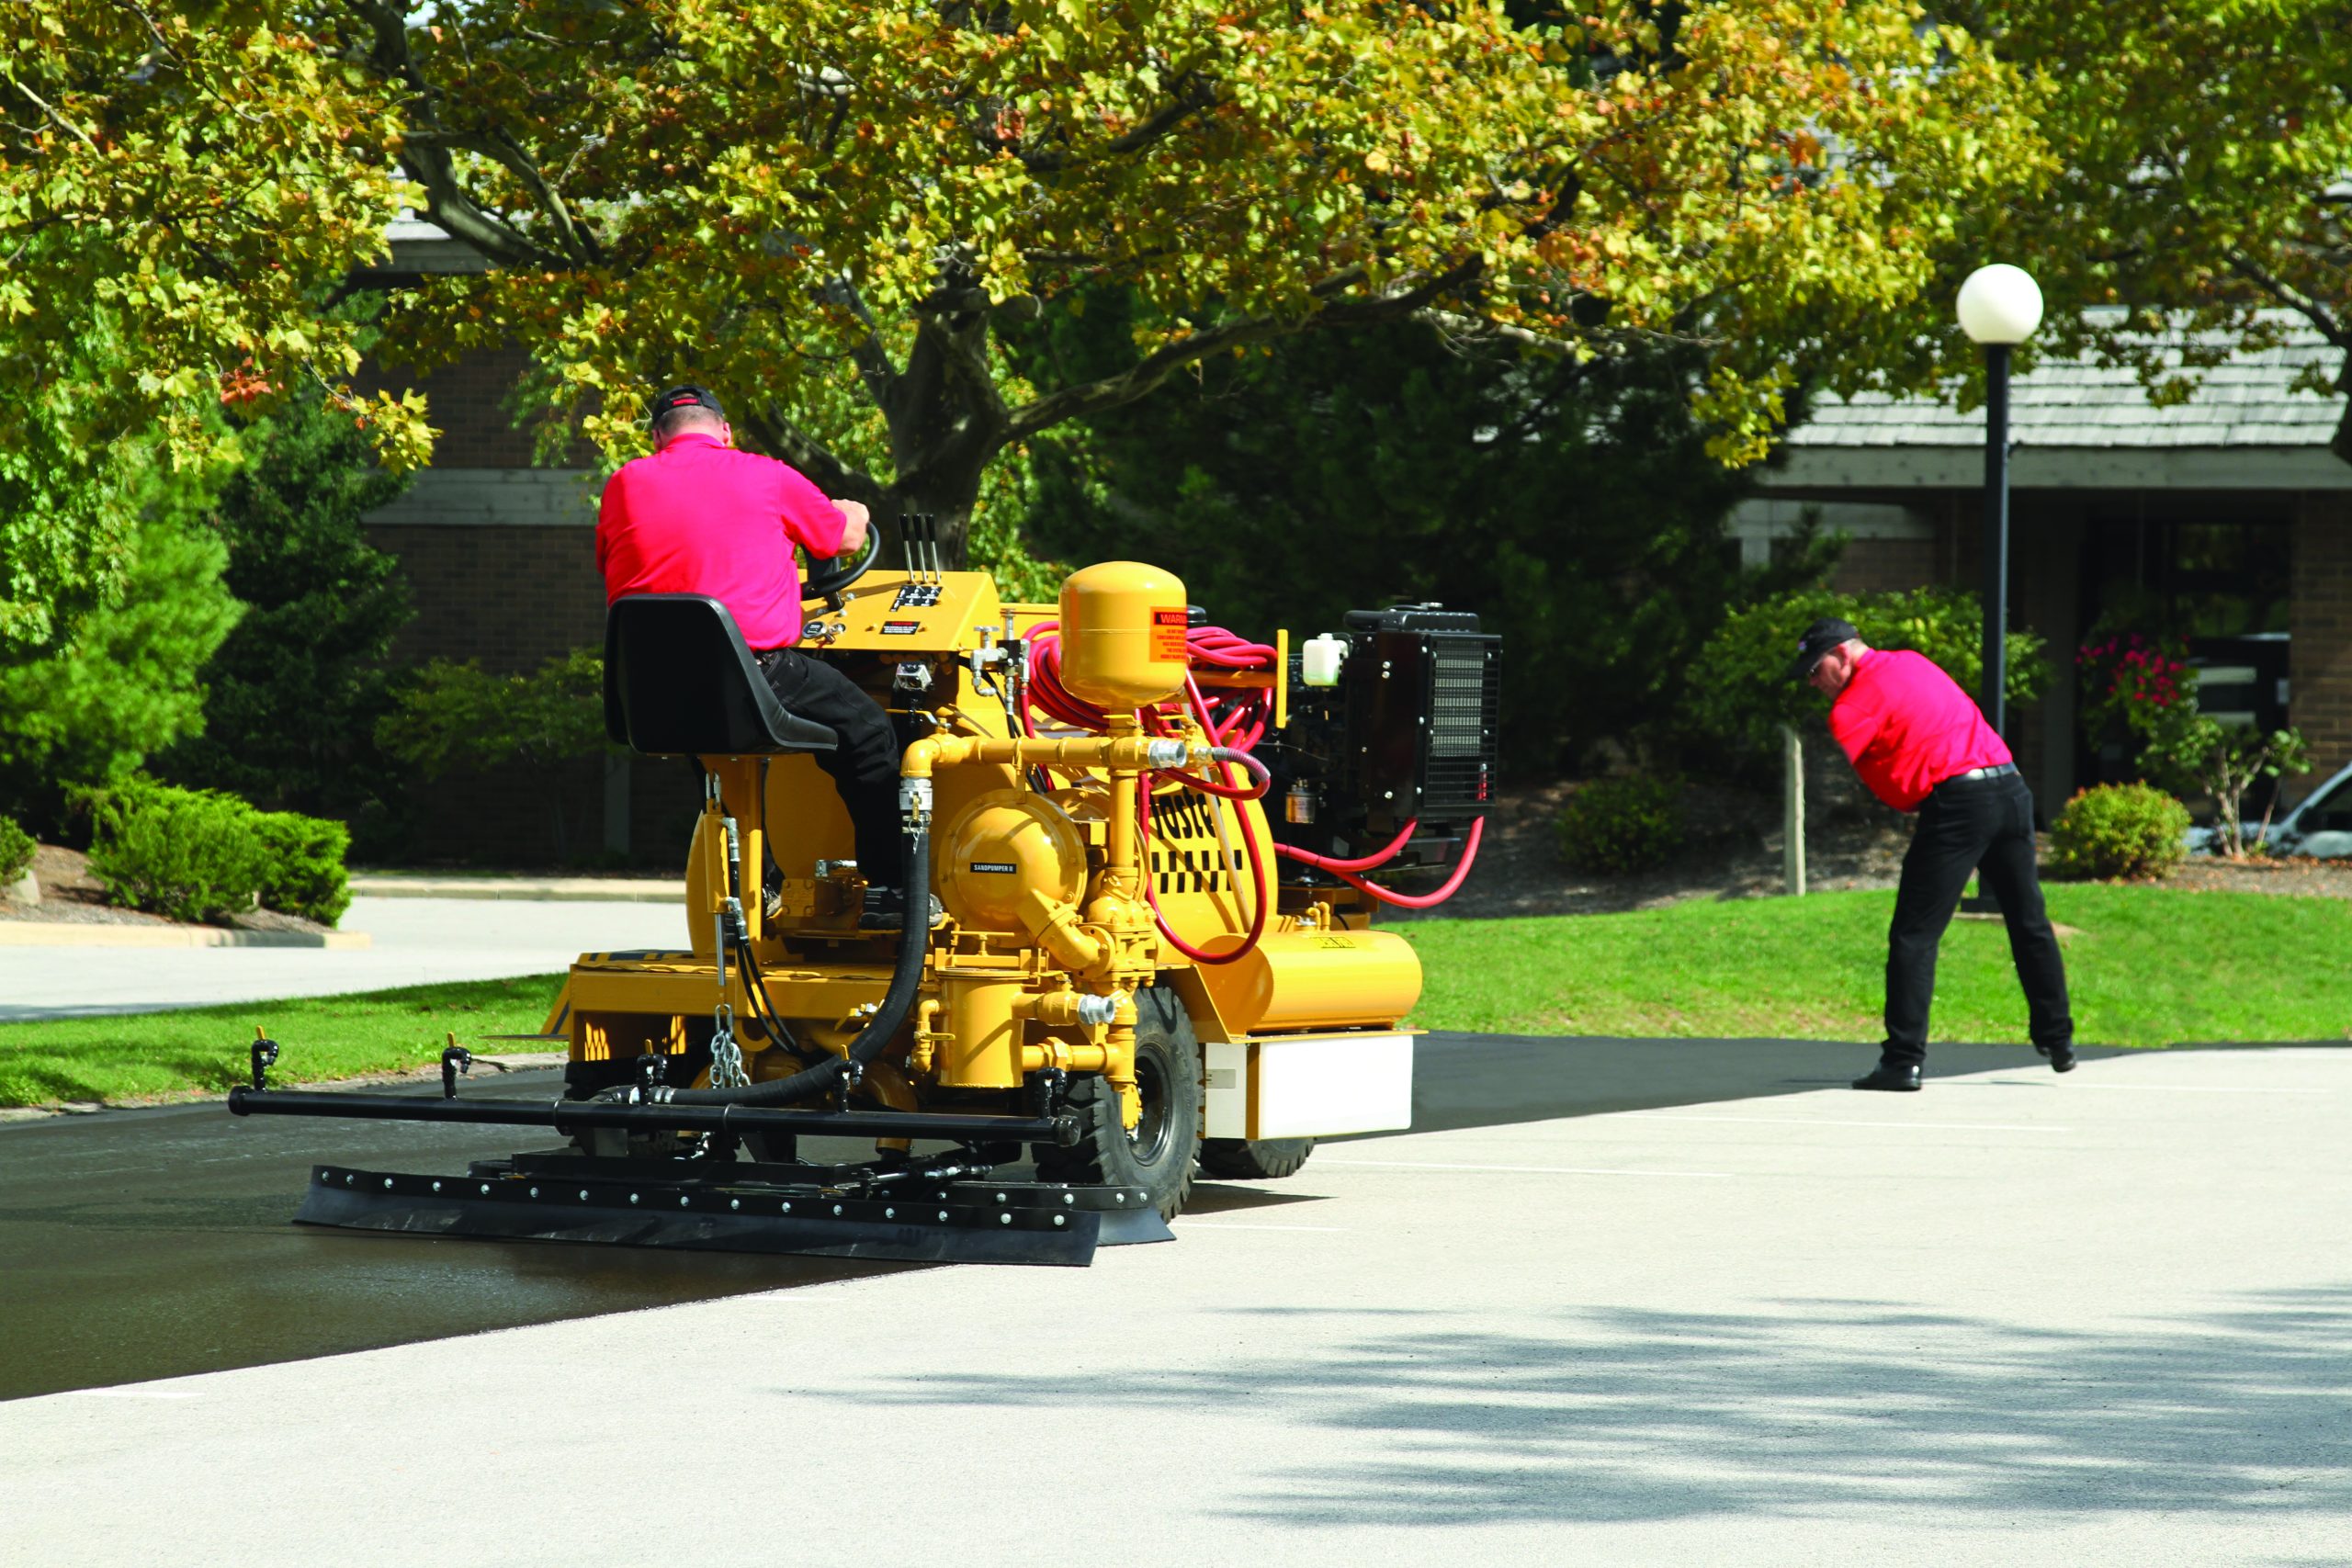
[293,1166,1102,1267]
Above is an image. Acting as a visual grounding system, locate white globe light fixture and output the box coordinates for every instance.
[1956,263,2045,345]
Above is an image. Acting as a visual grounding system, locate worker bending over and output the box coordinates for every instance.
[596,384,915,930]
[1792,616,2075,1090]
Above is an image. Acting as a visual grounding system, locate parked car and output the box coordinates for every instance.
[2187,757,2352,857]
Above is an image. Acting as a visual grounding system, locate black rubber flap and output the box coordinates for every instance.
[296,1166,1099,1267]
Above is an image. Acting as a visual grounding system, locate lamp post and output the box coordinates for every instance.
[1956,264,2044,738]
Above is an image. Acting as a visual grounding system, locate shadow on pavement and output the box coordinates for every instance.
[800,1282,2352,1527]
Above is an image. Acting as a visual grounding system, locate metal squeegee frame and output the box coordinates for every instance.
[227,1087,1080,1145]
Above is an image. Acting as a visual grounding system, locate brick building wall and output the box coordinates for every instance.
[356,345,716,866]
[2290,493,2352,804]
[368,522,605,674]
[1827,537,1939,596]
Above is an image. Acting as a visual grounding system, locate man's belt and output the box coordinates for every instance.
[1940,762,2018,785]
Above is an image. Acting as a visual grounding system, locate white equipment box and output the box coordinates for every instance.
[1203,1032,1414,1141]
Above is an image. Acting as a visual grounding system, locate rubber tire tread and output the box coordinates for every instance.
[1031,986,1200,1222]
[1199,1137,1315,1180]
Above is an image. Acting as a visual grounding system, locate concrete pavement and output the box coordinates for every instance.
[4,1044,2346,1563]
[0,897,688,1020]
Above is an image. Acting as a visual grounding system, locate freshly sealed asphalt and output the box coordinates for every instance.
[0,1033,2128,1402]
[7,1041,2347,1566]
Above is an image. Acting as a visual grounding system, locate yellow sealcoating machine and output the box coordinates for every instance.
[229,520,1498,1266]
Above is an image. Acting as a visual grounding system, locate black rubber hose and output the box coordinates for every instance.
[662,823,929,1107]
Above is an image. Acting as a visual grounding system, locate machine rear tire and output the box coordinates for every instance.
[1032,987,1200,1221]
[1199,1137,1315,1180]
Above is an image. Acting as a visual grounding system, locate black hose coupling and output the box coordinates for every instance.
[250,1033,280,1093]
[440,1045,473,1100]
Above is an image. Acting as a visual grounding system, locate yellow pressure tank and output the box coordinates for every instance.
[1059,561,1190,709]
[1195,928,1423,1033]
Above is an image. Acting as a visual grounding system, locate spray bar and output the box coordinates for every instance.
[228,1086,1080,1145]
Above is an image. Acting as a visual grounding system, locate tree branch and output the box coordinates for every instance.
[1004,260,1484,443]
[1018,73,1216,175]
[345,0,574,270]
[3,73,98,153]
[735,406,881,505]
[819,272,902,418]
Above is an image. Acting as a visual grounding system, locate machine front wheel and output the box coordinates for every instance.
[1199,1137,1315,1180]
[1032,987,1200,1222]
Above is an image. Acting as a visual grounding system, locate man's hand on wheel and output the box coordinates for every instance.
[836,499,870,556]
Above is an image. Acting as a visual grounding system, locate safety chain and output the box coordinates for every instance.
[707,1002,749,1089]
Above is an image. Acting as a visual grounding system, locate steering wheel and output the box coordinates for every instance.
[802,525,881,603]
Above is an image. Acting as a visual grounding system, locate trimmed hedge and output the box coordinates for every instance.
[2051,783,2191,881]
[85,780,350,926]
[1556,774,1685,875]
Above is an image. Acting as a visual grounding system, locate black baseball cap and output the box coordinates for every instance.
[650,384,724,424]
[1788,616,1860,682]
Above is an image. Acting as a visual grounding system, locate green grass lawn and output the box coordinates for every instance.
[3,885,2343,1108]
[1397,885,2350,1048]
[0,974,566,1109]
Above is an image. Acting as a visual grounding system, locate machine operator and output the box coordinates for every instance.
[596,383,916,930]
[1792,616,2076,1091]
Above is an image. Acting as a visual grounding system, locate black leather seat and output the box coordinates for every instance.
[603,594,839,756]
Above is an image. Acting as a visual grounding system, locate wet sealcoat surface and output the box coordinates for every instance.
[0,1035,2142,1401]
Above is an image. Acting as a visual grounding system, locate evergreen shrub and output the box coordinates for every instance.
[1556,775,1685,874]
[0,814,33,882]
[253,811,353,926]
[86,782,265,923]
[2051,784,2191,881]
[84,781,353,924]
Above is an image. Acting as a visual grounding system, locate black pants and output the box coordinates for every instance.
[756,649,904,888]
[1883,772,2072,1066]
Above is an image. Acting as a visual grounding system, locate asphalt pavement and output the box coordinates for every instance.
[3,1042,2346,1564]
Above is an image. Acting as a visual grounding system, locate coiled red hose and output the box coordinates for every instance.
[1140,748,1272,965]
[1019,617,1476,920]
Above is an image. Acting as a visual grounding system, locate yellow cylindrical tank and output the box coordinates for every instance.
[1059,561,1189,708]
[934,971,1026,1089]
[1193,928,1423,1033]
[939,791,1087,932]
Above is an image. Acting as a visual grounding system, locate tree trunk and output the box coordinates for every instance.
[872,312,1002,570]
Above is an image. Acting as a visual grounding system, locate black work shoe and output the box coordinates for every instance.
[857,886,942,931]
[2037,1042,2078,1074]
[1852,1063,1923,1092]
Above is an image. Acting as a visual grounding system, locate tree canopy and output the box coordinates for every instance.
[1925,2,2352,435]
[5,0,2052,590]
[1,4,422,648]
[359,0,2042,556]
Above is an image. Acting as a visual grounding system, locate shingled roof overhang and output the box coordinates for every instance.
[1762,313,2352,491]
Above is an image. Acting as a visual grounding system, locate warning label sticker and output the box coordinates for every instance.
[1150,607,1189,661]
[881,620,922,636]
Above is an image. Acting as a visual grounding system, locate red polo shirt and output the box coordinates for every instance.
[595,433,849,649]
[1828,649,2011,813]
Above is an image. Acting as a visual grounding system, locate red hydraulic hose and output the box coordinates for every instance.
[1322,817,1487,909]
[1273,818,1419,874]
[1140,752,1272,965]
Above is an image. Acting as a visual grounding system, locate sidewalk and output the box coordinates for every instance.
[0,896,687,1021]
[347,873,684,903]
[4,1044,2346,1563]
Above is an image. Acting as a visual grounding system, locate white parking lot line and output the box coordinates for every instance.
[1317,1157,1738,1179]
[1611,1112,2072,1133]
